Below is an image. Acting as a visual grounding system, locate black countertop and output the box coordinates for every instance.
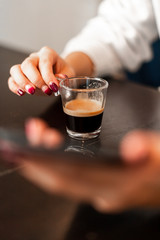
[1,45,160,240]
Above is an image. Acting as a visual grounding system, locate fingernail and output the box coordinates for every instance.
[56,74,68,79]
[63,74,68,78]
[49,82,58,92]
[42,85,52,96]
[28,87,35,95]
[25,85,35,95]
[44,88,53,96]
[17,89,25,96]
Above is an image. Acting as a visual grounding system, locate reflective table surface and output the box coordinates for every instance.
[0,45,160,240]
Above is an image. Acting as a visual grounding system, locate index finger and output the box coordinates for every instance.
[38,47,59,91]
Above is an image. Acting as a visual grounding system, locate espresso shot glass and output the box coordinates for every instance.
[59,77,109,140]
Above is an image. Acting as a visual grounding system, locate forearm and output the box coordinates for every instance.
[62,0,157,76]
[64,52,94,77]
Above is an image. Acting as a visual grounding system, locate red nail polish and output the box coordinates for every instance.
[44,87,52,96]
[49,82,58,92]
[17,89,25,96]
[28,87,35,95]
[63,74,68,79]
[56,74,68,79]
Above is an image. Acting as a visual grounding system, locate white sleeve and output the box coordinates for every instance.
[61,0,158,76]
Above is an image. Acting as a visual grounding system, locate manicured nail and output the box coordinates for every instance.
[63,74,68,78]
[17,89,25,96]
[42,85,52,96]
[44,88,53,96]
[25,85,35,95]
[28,87,35,95]
[56,74,68,79]
[49,82,58,92]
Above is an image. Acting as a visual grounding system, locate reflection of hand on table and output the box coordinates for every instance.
[3,118,160,213]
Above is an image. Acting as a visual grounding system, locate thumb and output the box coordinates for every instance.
[120,130,160,164]
[25,118,63,148]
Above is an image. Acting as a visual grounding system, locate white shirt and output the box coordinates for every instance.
[62,0,160,76]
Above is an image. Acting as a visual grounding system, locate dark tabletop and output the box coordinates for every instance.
[0,45,160,240]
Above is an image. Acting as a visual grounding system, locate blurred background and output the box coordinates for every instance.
[0,0,101,54]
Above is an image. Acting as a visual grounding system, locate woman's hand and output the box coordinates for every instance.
[8,46,76,96]
[4,118,159,213]
[7,118,159,213]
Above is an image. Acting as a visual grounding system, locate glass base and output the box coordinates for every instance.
[66,127,101,140]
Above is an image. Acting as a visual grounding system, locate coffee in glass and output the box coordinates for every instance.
[59,77,108,140]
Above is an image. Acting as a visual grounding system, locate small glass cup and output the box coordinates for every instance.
[59,77,108,140]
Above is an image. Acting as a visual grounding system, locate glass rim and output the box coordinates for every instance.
[59,76,109,92]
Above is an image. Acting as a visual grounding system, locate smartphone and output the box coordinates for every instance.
[0,127,121,165]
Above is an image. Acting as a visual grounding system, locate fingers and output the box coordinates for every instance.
[9,64,52,96]
[120,130,160,164]
[8,46,74,97]
[21,55,44,89]
[38,46,59,89]
[8,46,67,96]
[25,118,63,148]
[10,64,36,95]
[18,155,104,203]
[120,130,149,164]
[19,158,60,194]
[8,76,25,96]
[9,53,54,96]
[17,128,160,213]
[18,154,135,213]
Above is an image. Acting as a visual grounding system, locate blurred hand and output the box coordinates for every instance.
[8,46,76,96]
[4,118,160,213]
